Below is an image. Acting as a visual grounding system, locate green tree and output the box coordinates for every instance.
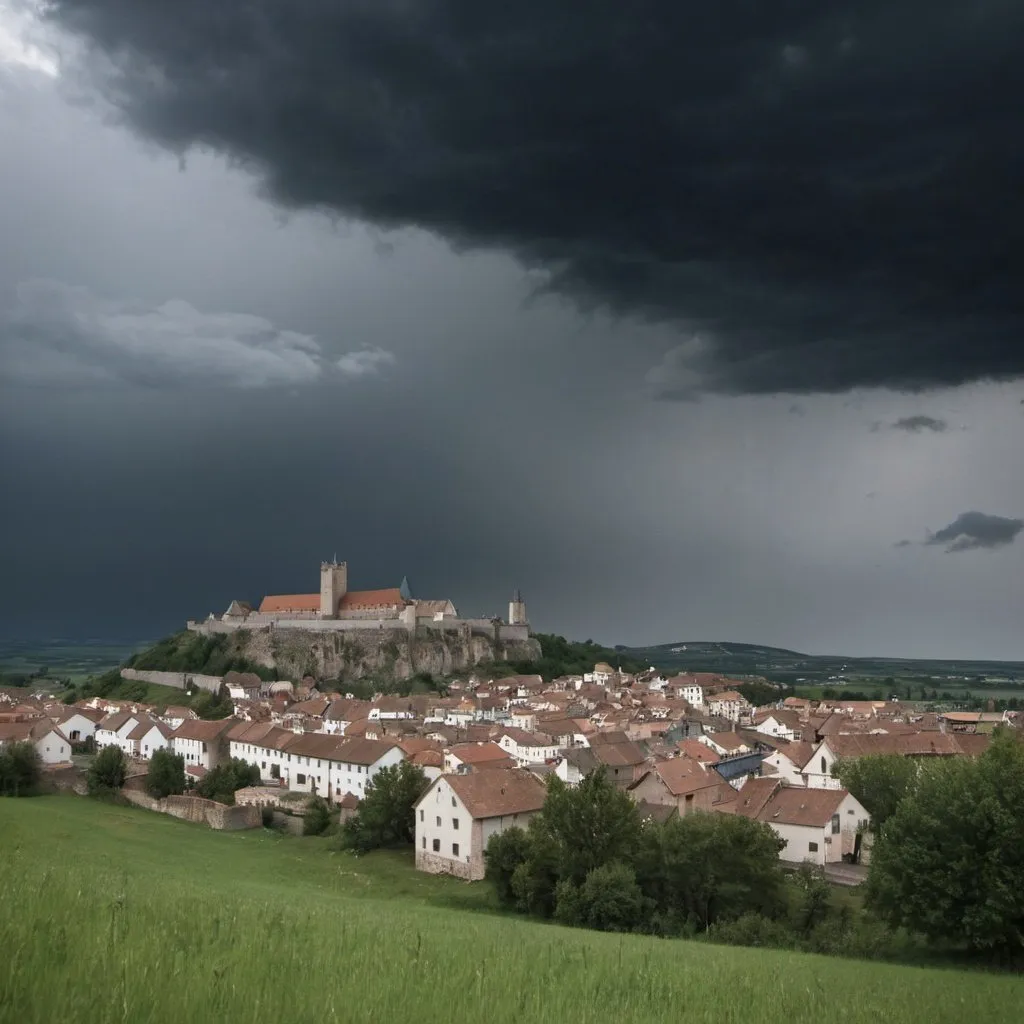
[303,795,334,836]
[831,754,918,830]
[536,770,642,887]
[484,825,532,908]
[791,862,833,935]
[194,758,260,804]
[340,762,429,853]
[87,745,127,796]
[145,748,185,799]
[634,812,785,931]
[558,863,645,933]
[0,741,42,797]
[866,729,1024,956]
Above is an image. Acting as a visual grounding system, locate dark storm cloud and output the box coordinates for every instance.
[924,511,1024,553]
[45,1,1024,396]
[891,415,948,433]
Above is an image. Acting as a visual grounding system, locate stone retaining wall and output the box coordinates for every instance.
[122,788,260,830]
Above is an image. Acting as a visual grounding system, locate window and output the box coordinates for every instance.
[451,796,457,807]
[419,809,424,822]
[452,843,459,857]
[831,814,841,835]
[820,757,826,774]
[847,808,855,815]
[261,761,266,770]
[421,837,425,849]
[808,842,818,853]
[436,816,442,827]
[432,838,440,852]
[452,818,459,830]
[297,773,306,785]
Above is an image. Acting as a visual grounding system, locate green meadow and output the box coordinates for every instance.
[2,797,1021,1024]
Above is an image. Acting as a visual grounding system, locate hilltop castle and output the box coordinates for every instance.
[188,560,529,641]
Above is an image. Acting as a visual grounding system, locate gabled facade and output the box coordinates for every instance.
[414,769,547,880]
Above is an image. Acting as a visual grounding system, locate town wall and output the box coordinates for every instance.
[122,788,260,830]
[120,668,223,694]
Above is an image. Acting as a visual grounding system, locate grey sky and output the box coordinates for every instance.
[1,3,1022,659]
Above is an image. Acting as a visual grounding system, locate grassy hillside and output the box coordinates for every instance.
[1,798,1021,1024]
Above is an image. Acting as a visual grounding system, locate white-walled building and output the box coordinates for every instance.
[414,769,547,880]
[0,720,72,764]
[497,728,559,766]
[327,738,404,801]
[49,708,103,745]
[762,742,814,787]
[95,712,144,755]
[752,785,870,866]
[706,691,750,723]
[171,718,235,770]
[128,719,173,760]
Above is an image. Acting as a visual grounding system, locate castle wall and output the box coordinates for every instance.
[120,668,223,694]
[187,617,530,643]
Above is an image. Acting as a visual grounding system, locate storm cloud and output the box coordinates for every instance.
[891,415,948,433]
[0,279,394,388]
[42,0,1024,396]
[925,512,1024,553]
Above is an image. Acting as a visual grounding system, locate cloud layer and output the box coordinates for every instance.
[0,280,392,388]
[42,0,1024,396]
[925,511,1024,553]
[891,415,948,434]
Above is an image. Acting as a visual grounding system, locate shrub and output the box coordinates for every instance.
[339,762,428,853]
[87,746,127,797]
[146,749,186,799]
[194,759,261,805]
[303,796,333,836]
[0,741,42,797]
[576,863,645,933]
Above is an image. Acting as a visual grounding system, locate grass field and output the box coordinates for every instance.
[1,798,1022,1024]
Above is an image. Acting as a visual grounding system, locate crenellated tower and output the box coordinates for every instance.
[508,588,528,625]
[320,559,348,618]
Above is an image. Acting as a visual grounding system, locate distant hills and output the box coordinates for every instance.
[617,640,1024,683]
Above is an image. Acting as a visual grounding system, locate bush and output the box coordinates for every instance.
[194,759,261,805]
[576,863,645,933]
[87,746,127,797]
[146,749,185,799]
[340,762,429,853]
[0,741,42,797]
[708,912,798,951]
[303,796,333,836]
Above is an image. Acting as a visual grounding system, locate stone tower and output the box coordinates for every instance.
[508,588,528,625]
[320,559,348,618]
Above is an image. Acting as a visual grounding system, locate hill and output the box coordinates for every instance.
[2,797,1021,1023]
[622,640,1024,688]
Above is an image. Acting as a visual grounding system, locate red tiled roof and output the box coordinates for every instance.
[429,768,547,819]
[449,742,510,764]
[259,593,320,613]
[758,786,849,827]
[339,588,404,610]
[647,756,726,796]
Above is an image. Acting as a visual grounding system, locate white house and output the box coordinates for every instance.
[497,728,560,766]
[706,691,750,723]
[753,785,870,866]
[128,718,173,760]
[753,713,801,742]
[158,705,198,731]
[414,769,547,880]
[666,676,705,707]
[171,718,235,770]
[0,720,72,764]
[328,738,404,800]
[762,742,813,787]
[48,708,102,745]
[95,712,144,755]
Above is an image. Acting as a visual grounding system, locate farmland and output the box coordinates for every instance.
[1,797,1021,1024]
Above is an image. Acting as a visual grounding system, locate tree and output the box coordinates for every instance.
[87,745,127,796]
[831,754,918,830]
[791,862,833,935]
[484,825,532,908]
[145,748,185,799]
[340,761,429,853]
[303,795,333,836]
[556,863,646,932]
[0,741,42,797]
[634,812,785,931]
[866,729,1024,957]
[194,758,260,804]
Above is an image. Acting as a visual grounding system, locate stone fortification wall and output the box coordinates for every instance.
[120,668,223,694]
[188,616,529,644]
[122,788,260,830]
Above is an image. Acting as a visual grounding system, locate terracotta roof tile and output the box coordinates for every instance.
[758,786,848,827]
[339,588,404,610]
[259,593,320,613]
[432,768,547,819]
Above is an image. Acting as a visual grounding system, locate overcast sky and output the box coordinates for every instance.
[1,1,1022,658]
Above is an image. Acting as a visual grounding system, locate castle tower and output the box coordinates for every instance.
[508,588,528,626]
[320,559,348,619]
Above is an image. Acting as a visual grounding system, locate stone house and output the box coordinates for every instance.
[414,769,547,880]
[627,756,735,815]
